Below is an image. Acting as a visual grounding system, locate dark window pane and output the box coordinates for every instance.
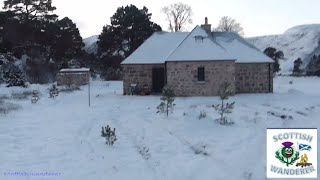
[198,67,205,81]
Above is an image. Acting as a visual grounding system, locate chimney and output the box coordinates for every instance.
[201,17,211,34]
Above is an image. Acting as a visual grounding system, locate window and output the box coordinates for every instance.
[194,35,204,43]
[198,67,205,81]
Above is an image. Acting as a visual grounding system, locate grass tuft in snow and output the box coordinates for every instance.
[267,111,293,120]
[0,102,21,114]
[49,84,59,99]
[11,90,33,100]
[137,145,151,160]
[0,95,10,102]
[198,110,207,119]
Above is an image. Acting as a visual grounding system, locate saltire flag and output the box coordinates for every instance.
[299,143,312,151]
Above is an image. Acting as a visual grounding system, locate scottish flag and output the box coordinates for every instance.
[299,144,312,151]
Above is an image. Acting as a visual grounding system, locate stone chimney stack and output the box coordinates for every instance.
[201,17,211,34]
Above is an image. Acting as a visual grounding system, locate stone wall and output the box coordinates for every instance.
[122,64,164,95]
[56,72,90,86]
[166,61,235,96]
[235,63,273,93]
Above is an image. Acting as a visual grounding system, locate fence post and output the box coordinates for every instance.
[88,73,91,107]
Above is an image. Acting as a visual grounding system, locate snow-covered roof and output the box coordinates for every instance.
[167,26,234,61]
[215,32,274,63]
[121,25,273,65]
[121,32,188,64]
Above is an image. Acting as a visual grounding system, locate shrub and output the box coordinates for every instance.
[213,82,235,125]
[198,110,207,119]
[101,125,117,146]
[31,90,40,104]
[49,84,59,99]
[157,86,176,117]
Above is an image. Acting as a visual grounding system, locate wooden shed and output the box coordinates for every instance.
[57,68,90,86]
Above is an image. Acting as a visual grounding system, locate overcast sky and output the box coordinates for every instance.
[1,0,319,38]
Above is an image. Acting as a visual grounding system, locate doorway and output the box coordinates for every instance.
[152,68,165,93]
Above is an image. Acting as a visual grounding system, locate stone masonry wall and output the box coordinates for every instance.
[57,72,89,86]
[166,61,235,96]
[122,64,164,95]
[235,63,273,93]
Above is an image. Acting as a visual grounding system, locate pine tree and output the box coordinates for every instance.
[2,63,27,87]
[263,47,284,73]
[101,125,117,146]
[213,82,235,125]
[50,17,84,69]
[2,1,88,83]
[97,5,162,69]
[0,11,24,54]
[306,54,320,76]
[157,86,176,117]
[293,58,303,76]
[3,0,57,22]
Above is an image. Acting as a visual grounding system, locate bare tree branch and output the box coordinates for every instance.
[161,2,193,32]
[215,16,244,36]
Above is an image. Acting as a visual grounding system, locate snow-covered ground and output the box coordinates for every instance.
[0,76,319,180]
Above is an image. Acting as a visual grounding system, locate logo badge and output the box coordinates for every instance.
[267,128,317,178]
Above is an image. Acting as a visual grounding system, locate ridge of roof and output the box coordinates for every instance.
[166,26,235,61]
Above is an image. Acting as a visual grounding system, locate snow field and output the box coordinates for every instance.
[0,76,319,180]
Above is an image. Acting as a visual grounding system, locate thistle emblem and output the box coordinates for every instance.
[275,141,300,167]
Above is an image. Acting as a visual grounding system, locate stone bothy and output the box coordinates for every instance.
[121,18,274,96]
[57,68,90,86]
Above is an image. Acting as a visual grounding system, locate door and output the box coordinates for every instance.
[152,68,165,93]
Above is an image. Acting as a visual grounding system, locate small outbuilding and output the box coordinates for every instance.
[56,68,90,86]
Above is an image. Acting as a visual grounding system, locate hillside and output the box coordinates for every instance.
[83,35,99,54]
[247,24,320,73]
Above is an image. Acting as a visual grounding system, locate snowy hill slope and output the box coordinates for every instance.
[247,24,320,73]
[83,35,99,54]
